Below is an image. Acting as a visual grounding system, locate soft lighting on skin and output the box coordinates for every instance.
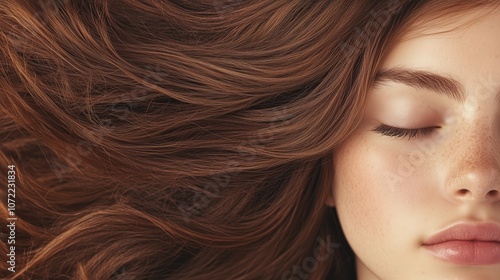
[329,6,500,280]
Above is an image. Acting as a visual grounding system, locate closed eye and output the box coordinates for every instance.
[372,124,440,140]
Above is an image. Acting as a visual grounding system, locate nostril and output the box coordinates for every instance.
[457,189,469,196]
[487,190,499,197]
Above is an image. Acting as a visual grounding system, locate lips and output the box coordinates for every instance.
[422,222,500,265]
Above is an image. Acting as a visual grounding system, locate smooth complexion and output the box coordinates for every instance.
[328,6,500,280]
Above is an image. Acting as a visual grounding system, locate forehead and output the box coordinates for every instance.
[380,6,500,90]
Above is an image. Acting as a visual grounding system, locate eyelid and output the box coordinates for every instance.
[372,124,441,140]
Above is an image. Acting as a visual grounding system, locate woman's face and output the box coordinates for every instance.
[330,6,500,280]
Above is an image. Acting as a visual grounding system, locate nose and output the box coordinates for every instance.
[444,133,500,204]
[448,171,500,203]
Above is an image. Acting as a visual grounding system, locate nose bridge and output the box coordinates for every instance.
[444,123,500,202]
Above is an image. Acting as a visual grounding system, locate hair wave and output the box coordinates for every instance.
[1,0,499,279]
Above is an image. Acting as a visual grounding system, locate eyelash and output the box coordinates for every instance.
[372,124,440,140]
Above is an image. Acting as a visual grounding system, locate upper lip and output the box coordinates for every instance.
[422,222,500,245]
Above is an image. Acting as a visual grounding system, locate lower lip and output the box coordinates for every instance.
[423,241,500,265]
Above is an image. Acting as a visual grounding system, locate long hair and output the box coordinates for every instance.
[1,1,498,279]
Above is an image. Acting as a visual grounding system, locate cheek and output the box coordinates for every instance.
[332,135,430,261]
[333,139,395,241]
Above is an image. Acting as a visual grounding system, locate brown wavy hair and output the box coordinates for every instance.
[1,0,499,279]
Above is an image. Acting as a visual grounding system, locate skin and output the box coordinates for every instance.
[328,6,500,280]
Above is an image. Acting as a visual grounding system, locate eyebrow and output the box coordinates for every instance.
[373,67,466,103]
